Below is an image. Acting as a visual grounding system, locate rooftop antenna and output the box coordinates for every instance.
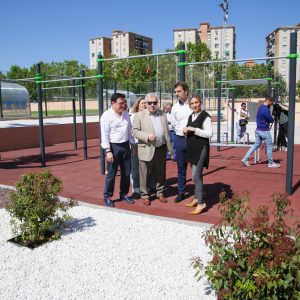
[219,0,230,134]
[219,0,229,23]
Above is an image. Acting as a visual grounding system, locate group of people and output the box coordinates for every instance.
[100,81,212,214]
[100,81,287,214]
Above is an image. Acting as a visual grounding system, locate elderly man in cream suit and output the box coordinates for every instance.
[132,93,173,206]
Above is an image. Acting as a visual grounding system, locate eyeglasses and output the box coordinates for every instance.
[147,101,158,105]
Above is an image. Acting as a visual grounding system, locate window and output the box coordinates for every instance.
[91,40,94,44]
[215,44,219,48]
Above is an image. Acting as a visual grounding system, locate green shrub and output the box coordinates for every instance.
[5,170,75,245]
[192,192,300,300]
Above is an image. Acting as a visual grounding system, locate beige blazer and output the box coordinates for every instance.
[132,109,173,161]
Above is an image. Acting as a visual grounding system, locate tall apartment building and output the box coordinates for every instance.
[89,37,112,69]
[266,24,300,87]
[89,30,152,69]
[173,22,236,60]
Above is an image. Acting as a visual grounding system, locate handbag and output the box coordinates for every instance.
[239,119,248,126]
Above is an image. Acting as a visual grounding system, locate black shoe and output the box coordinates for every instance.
[120,195,135,204]
[174,194,185,203]
[104,197,114,207]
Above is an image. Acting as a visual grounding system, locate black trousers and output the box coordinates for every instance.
[104,142,131,198]
[277,122,288,148]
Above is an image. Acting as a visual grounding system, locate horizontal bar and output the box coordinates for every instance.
[210,143,251,148]
[197,87,234,91]
[46,74,73,78]
[186,55,287,66]
[42,84,83,90]
[39,75,103,84]
[217,79,269,86]
[1,77,36,82]
[98,51,178,62]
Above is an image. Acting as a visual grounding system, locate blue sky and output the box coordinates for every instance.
[1,0,299,73]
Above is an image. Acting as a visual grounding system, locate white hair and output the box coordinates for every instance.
[145,93,159,103]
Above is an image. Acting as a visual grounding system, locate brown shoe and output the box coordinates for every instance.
[158,196,167,203]
[143,199,151,206]
[185,198,198,207]
[190,203,207,215]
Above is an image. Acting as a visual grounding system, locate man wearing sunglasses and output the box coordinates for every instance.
[132,93,173,206]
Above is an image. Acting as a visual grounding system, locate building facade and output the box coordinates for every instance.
[89,30,152,69]
[89,37,112,69]
[173,22,236,60]
[266,24,300,87]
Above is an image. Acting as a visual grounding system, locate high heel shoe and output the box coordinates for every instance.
[190,203,207,215]
[185,198,198,207]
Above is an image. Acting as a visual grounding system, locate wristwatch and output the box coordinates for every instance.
[106,149,111,153]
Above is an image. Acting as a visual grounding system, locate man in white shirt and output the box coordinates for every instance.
[171,81,192,203]
[100,93,136,207]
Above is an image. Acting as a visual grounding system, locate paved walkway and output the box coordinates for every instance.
[1,139,299,225]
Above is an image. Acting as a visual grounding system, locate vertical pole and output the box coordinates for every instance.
[36,64,46,166]
[0,80,3,118]
[286,32,297,195]
[151,77,155,93]
[105,80,109,110]
[273,76,279,145]
[97,53,105,175]
[78,83,82,115]
[43,73,48,116]
[231,88,235,143]
[171,90,174,105]
[72,79,77,149]
[114,81,117,93]
[196,80,201,93]
[159,85,162,108]
[80,69,88,159]
[217,73,221,152]
[179,44,186,82]
[267,64,272,97]
[196,80,202,106]
[156,54,159,93]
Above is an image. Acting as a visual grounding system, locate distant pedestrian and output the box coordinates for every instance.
[274,102,289,151]
[236,102,249,143]
[241,97,280,168]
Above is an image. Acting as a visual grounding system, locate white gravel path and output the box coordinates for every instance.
[0,204,216,300]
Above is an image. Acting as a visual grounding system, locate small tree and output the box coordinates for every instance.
[5,170,75,245]
[192,192,300,299]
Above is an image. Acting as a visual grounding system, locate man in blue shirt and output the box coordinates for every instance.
[241,97,280,168]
